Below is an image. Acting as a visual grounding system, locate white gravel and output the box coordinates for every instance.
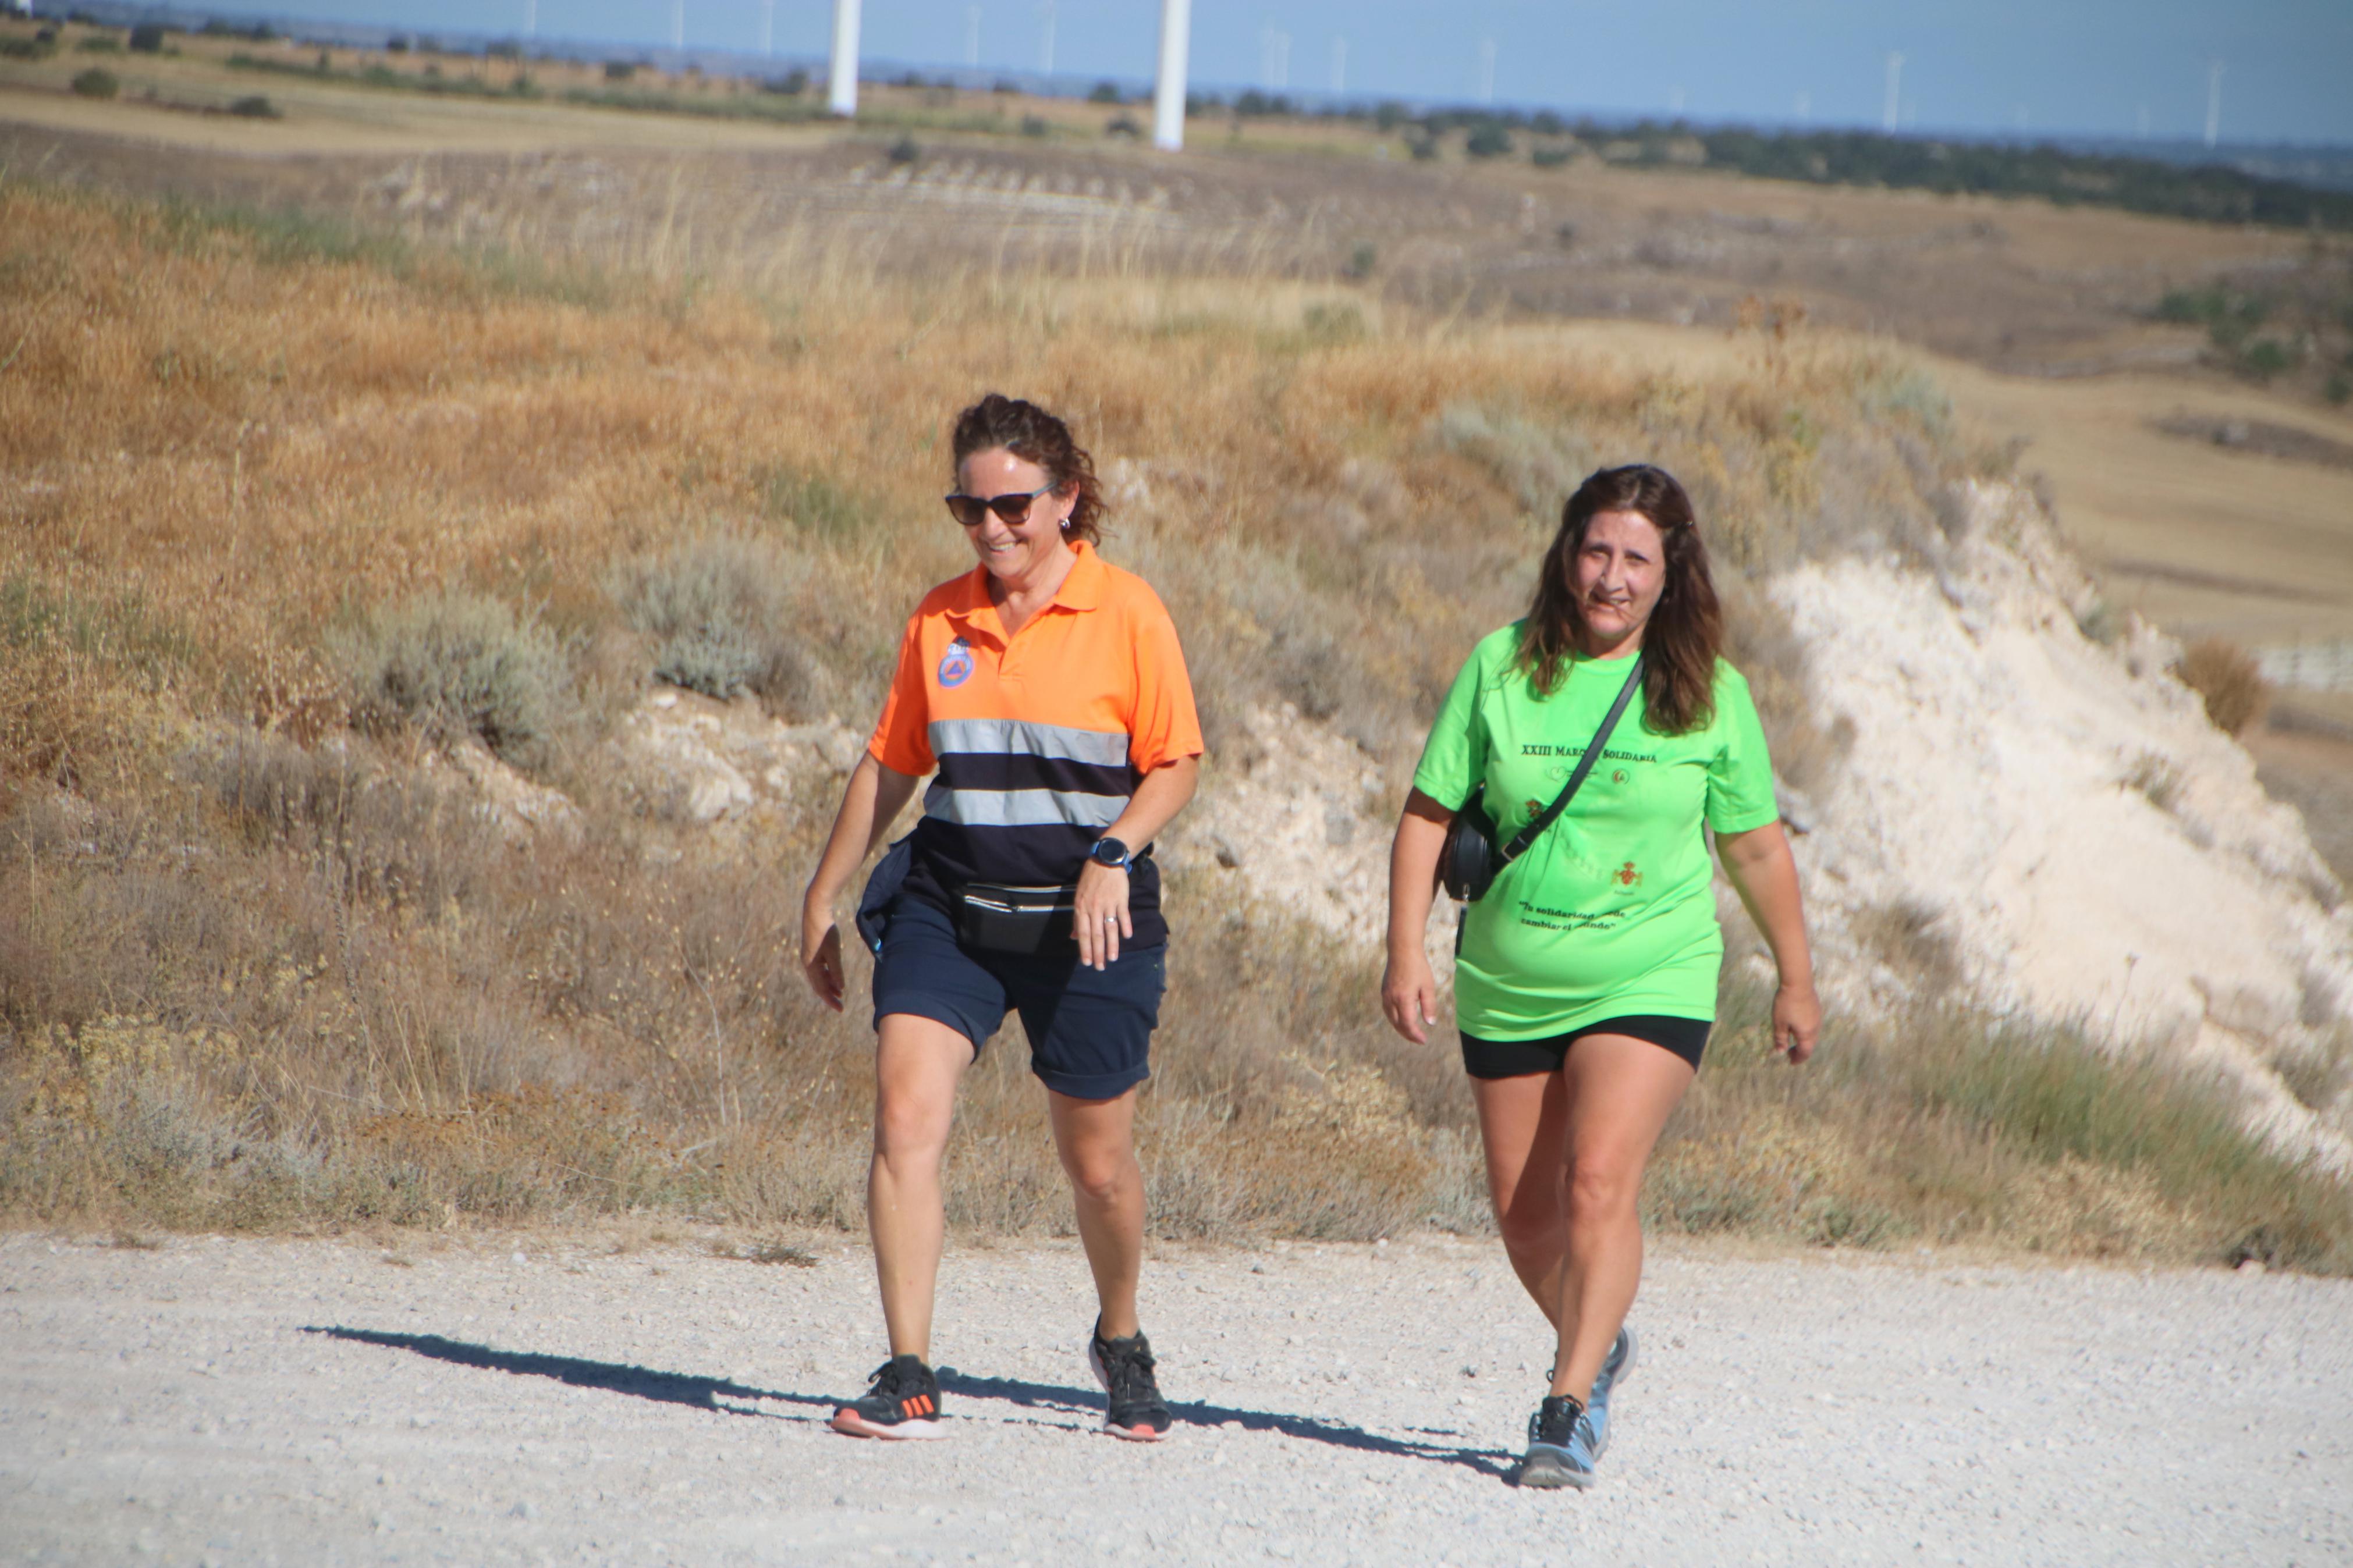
[2,1231,2348,1566]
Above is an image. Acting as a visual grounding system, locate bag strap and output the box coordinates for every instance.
[1496,655,1645,869]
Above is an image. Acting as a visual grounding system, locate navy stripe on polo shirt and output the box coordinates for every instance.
[932,751,1137,801]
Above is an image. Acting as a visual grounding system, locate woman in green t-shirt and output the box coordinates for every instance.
[1381,463,1820,1489]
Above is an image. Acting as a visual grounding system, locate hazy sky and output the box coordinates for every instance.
[201,0,2353,144]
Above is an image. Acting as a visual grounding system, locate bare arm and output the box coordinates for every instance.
[1380,788,1456,1045]
[1713,819,1820,1063]
[799,752,922,1012]
[1073,755,1201,971]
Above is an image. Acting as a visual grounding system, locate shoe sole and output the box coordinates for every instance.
[1103,1418,1167,1443]
[829,1409,948,1441]
[1087,1336,1172,1442]
[1587,1326,1637,1458]
[1516,1446,1595,1490]
[1602,1325,1638,1396]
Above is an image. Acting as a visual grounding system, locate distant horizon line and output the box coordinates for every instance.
[27,0,2353,157]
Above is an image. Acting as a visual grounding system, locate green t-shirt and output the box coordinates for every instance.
[1411,624,1781,1040]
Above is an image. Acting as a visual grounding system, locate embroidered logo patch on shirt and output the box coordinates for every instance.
[937,638,975,689]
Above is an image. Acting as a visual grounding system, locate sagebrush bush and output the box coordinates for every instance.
[2175,636,2269,736]
[609,531,810,706]
[336,589,576,767]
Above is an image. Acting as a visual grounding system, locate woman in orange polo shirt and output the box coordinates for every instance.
[800,393,1204,1445]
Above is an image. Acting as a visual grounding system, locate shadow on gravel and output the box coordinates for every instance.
[306,1327,835,1418]
[307,1328,1514,1476]
[939,1371,1516,1478]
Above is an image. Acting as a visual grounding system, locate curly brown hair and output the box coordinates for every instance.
[1517,464,1724,734]
[949,393,1106,545]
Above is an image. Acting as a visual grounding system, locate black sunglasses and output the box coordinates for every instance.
[944,483,1057,529]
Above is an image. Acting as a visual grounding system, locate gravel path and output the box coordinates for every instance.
[3,1231,2348,1566]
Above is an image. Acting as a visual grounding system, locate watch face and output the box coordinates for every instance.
[1093,837,1129,866]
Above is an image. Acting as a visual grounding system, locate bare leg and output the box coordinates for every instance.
[1046,1086,1145,1339]
[1469,1071,1573,1326]
[1549,1035,1694,1401]
[869,1013,974,1361]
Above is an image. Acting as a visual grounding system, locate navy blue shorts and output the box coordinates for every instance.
[870,894,1165,1100]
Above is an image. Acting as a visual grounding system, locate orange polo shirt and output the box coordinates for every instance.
[868,541,1204,945]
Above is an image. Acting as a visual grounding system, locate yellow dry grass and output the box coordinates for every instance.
[1,169,2346,1271]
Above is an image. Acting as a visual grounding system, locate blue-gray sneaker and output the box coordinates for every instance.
[1517,1395,1599,1489]
[1583,1325,1637,1457]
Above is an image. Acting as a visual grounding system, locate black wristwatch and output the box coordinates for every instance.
[1088,836,1133,872]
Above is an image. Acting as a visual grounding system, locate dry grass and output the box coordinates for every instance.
[2174,637,2272,737]
[1,172,2347,1271]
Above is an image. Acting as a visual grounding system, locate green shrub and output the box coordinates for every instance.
[127,22,164,52]
[609,532,810,705]
[603,58,634,81]
[1019,114,1048,137]
[337,589,578,767]
[1531,144,1574,168]
[1087,80,1121,105]
[2238,337,2292,380]
[227,94,281,119]
[75,34,122,53]
[886,134,920,165]
[70,67,118,99]
[1464,122,1513,159]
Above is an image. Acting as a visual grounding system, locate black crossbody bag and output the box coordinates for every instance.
[1440,656,1645,904]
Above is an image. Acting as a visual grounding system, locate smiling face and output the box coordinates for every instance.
[956,446,1076,588]
[1568,507,1669,656]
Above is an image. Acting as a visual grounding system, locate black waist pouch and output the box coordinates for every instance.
[953,881,1078,957]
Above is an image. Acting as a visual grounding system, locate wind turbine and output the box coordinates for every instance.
[669,0,682,53]
[523,0,535,38]
[1329,34,1345,96]
[2205,60,2223,148]
[1152,0,1191,150]
[760,0,773,55]
[1882,51,1903,133]
[966,5,980,69]
[1479,36,1496,106]
[1039,0,1055,76]
[829,0,860,115]
[1259,26,1290,91]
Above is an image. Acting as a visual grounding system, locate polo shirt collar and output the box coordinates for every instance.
[947,540,1106,638]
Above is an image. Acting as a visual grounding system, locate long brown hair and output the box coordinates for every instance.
[950,393,1106,545]
[1516,464,1723,734]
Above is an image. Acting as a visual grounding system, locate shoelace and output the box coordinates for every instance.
[1529,1396,1585,1448]
[863,1360,905,1399]
[1102,1340,1157,1403]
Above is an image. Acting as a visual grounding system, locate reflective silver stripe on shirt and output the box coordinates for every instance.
[922,783,1126,829]
[927,717,1130,766]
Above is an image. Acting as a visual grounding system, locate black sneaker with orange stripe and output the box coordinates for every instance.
[829,1353,947,1440]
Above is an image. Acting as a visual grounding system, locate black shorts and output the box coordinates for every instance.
[870,893,1165,1100]
[1460,1015,1710,1079]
